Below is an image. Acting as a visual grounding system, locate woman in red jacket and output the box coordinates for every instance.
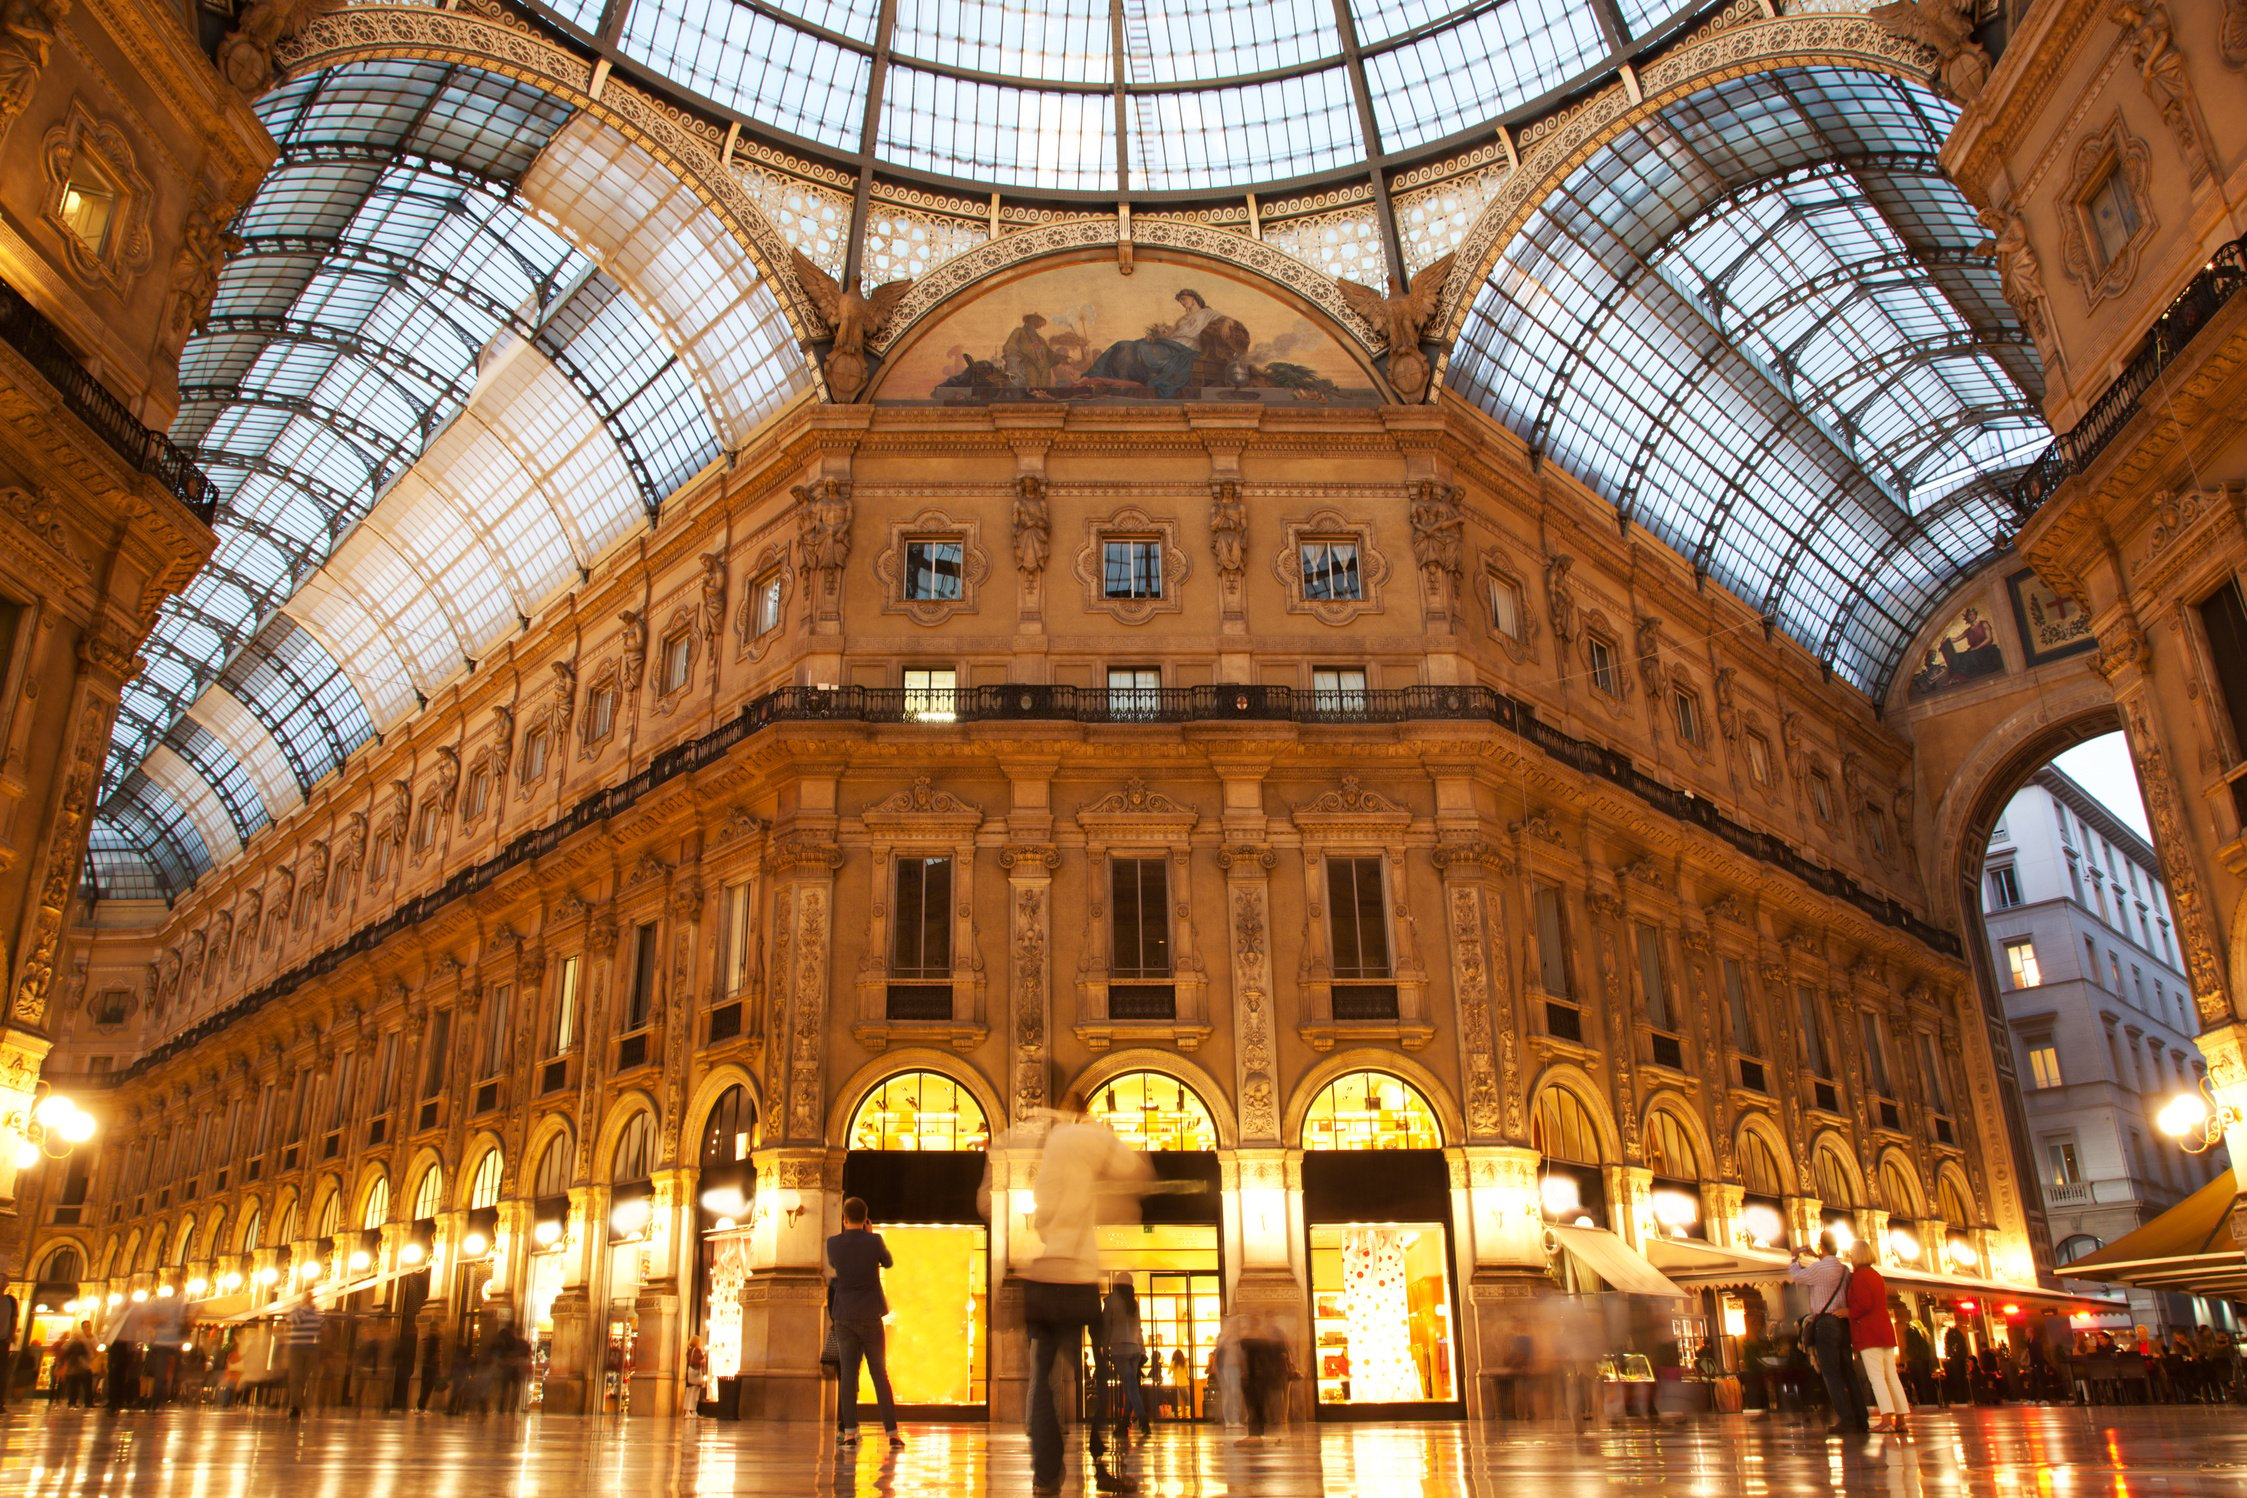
[1847,1241,1908,1434]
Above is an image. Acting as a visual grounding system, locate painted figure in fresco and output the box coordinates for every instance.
[1081,289,1247,398]
[1004,312,1059,390]
[1909,603,2007,696]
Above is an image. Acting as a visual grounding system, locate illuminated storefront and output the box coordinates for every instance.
[692,1085,758,1406]
[1301,1072,1459,1416]
[841,1072,991,1413]
[604,1112,657,1413]
[1093,1072,1223,1421]
[524,1133,573,1404]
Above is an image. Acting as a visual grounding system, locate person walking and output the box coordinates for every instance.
[58,1325,93,1407]
[279,1295,324,1420]
[826,1195,904,1453]
[1102,1278,1149,1442]
[1846,1243,1908,1435]
[1019,1091,1151,1497]
[414,1327,446,1412]
[1788,1232,1868,1435]
[683,1334,707,1414]
[1229,1308,1291,1448]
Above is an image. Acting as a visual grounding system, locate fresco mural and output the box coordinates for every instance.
[2007,568,2096,665]
[1907,593,2010,699]
[874,257,1381,406]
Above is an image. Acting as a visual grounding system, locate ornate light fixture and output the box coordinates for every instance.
[2156,1081,2239,1154]
[4,1084,96,1170]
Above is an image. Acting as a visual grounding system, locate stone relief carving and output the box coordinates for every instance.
[1208,480,1247,581]
[0,0,64,142]
[868,776,979,817]
[697,552,727,683]
[0,487,84,571]
[549,659,576,739]
[1230,880,1278,1142]
[165,197,244,358]
[1406,480,1465,589]
[9,695,102,1027]
[1865,0,1991,102]
[2124,701,2231,1023]
[2110,0,2215,181]
[1335,252,1456,402]
[787,884,829,1138]
[788,248,912,402]
[1012,475,1049,579]
[1011,880,1050,1119]
[1448,883,1503,1139]
[794,478,855,612]
[1975,207,2051,351]
[1544,553,1579,646]
[617,609,647,695]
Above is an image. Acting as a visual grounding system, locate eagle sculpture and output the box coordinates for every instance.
[790,248,913,403]
[1338,253,1455,404]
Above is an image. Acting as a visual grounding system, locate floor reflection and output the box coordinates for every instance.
[2,1405,2245,1496]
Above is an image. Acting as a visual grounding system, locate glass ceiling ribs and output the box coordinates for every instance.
[593,0,1702,196]
[1447,68,2050,696]
[82,772,212,905]
[90,59,736,903]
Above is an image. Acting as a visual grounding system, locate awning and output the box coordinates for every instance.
[1644,1237,1797,1287]
[186,1292,252,1321]
[313,1262,417,1307]
[1549,1225,1690,1299]
[1877,1264,2109,1310]
[2059,1174,2247,1299]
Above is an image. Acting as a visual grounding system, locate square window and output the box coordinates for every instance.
[1744,731,1773,786]
[1312,667,1368,714]
[904,667,957,722]
[904,540,965,601]
[462,767,490,822]
[1300,541,1363,601]
[58,165,119,256]
[1107,666,1160,720]
[1587,635,1619,696]
[2083,162,2140,271]
[2026,1042,2062,1089]
[1488,574,1523,638]
[1102,539,1163,599]
[754,573,783,635]
[1987,865,2022,909]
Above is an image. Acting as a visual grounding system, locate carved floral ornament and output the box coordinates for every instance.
[861,775,984,839]
[1076,777,1201,841]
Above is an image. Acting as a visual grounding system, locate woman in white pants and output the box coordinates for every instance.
[1847,1241,1910,1434]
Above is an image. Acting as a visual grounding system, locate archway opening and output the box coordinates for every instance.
[1300,1070,1457,1413]
[841,1071,991,1413]
[692,1085,759,1399]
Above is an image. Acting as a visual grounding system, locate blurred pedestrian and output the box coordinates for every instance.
[684,1334,707,1414]
[1227,1308,1290,1448]
[1789,1232,1867,1435]
[1103,1279,1148,1441]
[826,1195,903,1451]
[280,1295,323,1420]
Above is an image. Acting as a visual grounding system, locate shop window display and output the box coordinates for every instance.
[1301,1072,1457,1412]
[843,1072,992,1410]
[1094,1072,1218,1152]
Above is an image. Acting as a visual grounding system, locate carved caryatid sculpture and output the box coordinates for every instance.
[1337,253,1455,403]
[1866,0,1992,104]
[789,248,913,403]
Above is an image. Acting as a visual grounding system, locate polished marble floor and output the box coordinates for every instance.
[1,1404,2244,1496]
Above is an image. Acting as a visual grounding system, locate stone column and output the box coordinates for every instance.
[1787,1195,1822,1254]
[1606,1164,1655,1251]
[1458,1145,1546,1419]
[540,1183,601,1415]
[734,1147,830,1421]
[1701,1182,1747,1249]
[628,1166,691,1415]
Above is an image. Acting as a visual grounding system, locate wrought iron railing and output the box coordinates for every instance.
[120,678,1961,1080]
[0,278,217,520]
[2005,233,2247,517]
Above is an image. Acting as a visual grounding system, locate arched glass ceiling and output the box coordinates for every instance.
[1448,68,2047,695]
[82,60,803,903]
[569,0,1702,195]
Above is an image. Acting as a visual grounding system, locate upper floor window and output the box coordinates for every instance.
[1102,538,1163,599]
[903,667,957,723]
[1312,667,1368,715]
[1796,985,1832,1077]
[658,629,692,694]
[1586,633,1620,697]
[412,798,442,852]
[623,922,658,1033]
[1325,856,1391,979]
[1859,1012,1893,1096]
[2045,1137,2082,1185]
[1634,923,1672,1032]
[1108,666,1160,721]
[58,164,120,257]
[1722,957,1758,1056]
[1987,864,2022,909]
[520,724,550,784]
[1744,731,1773,787]
[2004,938,2042,989]
[2026,1041,2062,1090]
[1532,883,1572,998]
[1808,771,1836,823]
[752,571,784,636]
[419,1009,452,1101]
[462,765,491,822]
[890,856,954,980]
[1920,1031,1951,1113]
[1670,688,1702,746]
[549,954,581,1055]
[1300,540,1362,601]
[718,880,754,999]
[1110,857,1172,980]
[904,539,965,601]
[2082,161,2141,272]
[479,983,511,1080]
[585,680,618,744]
[1488,573,1524,639]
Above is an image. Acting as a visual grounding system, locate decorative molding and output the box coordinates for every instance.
[40,103,153,291]
[2056,115,2155,310]
[872,508,991,627]
[1270,507,1390,626]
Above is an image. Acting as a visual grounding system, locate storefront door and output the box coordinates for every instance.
[1301,1149,1462,1417]
[841,1149,989,1415]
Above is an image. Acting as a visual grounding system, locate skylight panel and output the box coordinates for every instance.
[620,0,872,152]
[143,745,244,863]
[193,688,304,821]
[894,0,1111,84]
[882,68,1116,191]
[1349,0,1474,47]
[1366,3,1604,153]
[1129,69,1357,192]
[1616,0,1691,36]
[1122,0,1338,85]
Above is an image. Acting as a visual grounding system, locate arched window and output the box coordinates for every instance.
[533,1133,573,1198]
[1937,1172,1973,1226]
[314,1189,341,1239]
[276,1201,298,1243]
[411,1166,444,1221]
[1530,1086,1602,1165]
[611,1112,655,1183]
[1304,1071,1442,1151]
[1645,1111,1701,1181]
[1878,1158,1922,1217]
[1813,1146,1858,1207]
[1091,1072,1218,1151]
[203,1208,227,1258]
[849,1073,990,1152]
[468,1149,504,1209]
[37,1245,83,1285]
[1739,1132,1787,1197]
[143,1228,166,1270]
[362,1176,391,1230]
[2055,1233,2102,1266]
[700,1086,757,1170]
[177,1216,196,1267]
[239,1208,263,1252]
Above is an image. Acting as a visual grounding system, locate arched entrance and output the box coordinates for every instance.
[1298,1070,1459,1416]
[690,1084,757,1406]
[1087,1070,1223,1422]
[841,1071,992,1415]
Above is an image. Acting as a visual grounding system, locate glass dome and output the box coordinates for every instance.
[546,0,1706,196]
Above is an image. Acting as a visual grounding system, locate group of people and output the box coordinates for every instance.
[1787,1232,1913,1436]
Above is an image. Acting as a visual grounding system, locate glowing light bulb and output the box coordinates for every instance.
[220,1273,243,1292]
[254,1268,278,1286]
[347,1250,372,1272]
[400,1243,427,1266]
[129,1289,148,1303]
[532,1219,562,1248]
[1538,1175,1581,1219]
[185,1278,208,1297]
[2158,1093,2210,1138]
[461,1232,489,1258]
[12,1141,40,1171]
[1887,1230,1921,1262]
[609,1198,651,1238]
[155,1285,175,1298]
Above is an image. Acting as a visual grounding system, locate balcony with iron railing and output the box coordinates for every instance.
[0,279,216,520]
